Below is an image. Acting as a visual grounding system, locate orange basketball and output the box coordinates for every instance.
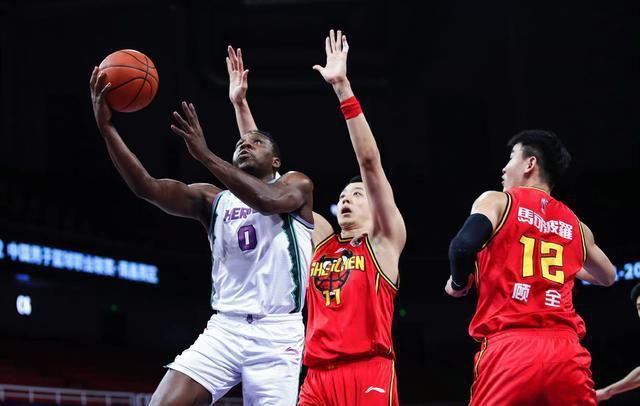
[98,49,159,113]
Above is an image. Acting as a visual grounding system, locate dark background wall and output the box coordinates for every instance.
[1,0,639,404]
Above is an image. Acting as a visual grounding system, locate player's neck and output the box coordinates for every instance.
[339,224,369,240]
[258,171,278,183]
[521,180,551,194]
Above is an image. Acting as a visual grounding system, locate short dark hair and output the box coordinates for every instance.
[507,130,571,188]
[343,175,363,191]
[246,129,281,159]
[631,283,640,303]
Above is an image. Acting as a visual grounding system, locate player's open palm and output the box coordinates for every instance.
[313,29,349,85]
[226,46,249,105]
[171,101,209,161]
[89,66,113,126]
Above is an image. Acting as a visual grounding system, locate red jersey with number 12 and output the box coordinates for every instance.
[303,233,398,367]
[469,187,588,341]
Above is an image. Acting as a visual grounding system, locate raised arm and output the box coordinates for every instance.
[576,222,616,286]
[596,366,640,403]
[227,46,258,136]
[445,191,508,297]
[170,102,313,222]
[313,30,406,253]
[312,211,334,247]
[89,68,219,228]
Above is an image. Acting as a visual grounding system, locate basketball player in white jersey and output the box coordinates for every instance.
[90,67,315,405]
[226,47,334,243]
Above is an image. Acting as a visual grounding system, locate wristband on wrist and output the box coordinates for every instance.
[340,96,362,120]
[451,278,468,291]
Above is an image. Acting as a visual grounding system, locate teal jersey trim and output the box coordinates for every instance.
[282,214,303,313]
[209,192,225,306]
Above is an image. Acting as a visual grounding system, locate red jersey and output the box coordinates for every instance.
[469,187,588,340]
[303,233,398,367]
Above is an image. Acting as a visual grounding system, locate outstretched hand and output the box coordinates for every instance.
[226,46,249,105]
[89,66,113,127]
[313,29,349,86]
[170,102,210,162]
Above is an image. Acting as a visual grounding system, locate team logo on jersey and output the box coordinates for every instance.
[350,236,363,247]
[223,207,258,222]
[541,198,549,213]
[310,249,366,306]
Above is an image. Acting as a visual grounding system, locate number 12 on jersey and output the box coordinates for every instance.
[519,235,565,284]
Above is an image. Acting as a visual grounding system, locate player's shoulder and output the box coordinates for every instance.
[471,190,511,220]
[474,190,509,207]
[476,190,506,200]
[278,171,313,188]
[280,170,311,180]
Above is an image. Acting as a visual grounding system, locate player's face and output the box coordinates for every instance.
[232,133,280,176]
[501,143,528,191]
[337,182,371,228]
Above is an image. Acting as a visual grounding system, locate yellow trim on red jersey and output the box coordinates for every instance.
[491,192,512,237]
[578,221,588,264]
[364,235,399,291]
[336,234,353,244]
[375,273,380,294]
[469,337,488,406]
[474,337,488,380]
[474,260,479,290]
[313,233,335,254]
[520,186,550,193]
[480,192,513,249]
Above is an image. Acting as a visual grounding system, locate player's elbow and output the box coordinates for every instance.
[602,266,616,286]
[588,264,616,287]
[132,185,151,200]
[448,237,476,262]
[357,151,381,172]
[358,157,375,171]
[132,177,159,200]
[597,276,615,287]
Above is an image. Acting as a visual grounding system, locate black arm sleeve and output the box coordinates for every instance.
[448,213,494,290]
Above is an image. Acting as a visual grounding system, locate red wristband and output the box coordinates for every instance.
[340,96,362,120]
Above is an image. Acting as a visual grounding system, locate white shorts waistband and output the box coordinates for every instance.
[211,311,302,324]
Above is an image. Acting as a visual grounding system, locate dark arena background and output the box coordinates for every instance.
[1,1,639,405]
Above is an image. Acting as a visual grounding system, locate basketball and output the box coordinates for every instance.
[97,49,159,113]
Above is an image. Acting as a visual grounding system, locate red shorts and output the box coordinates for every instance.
[470,328,596,406]
[298,356,398,406]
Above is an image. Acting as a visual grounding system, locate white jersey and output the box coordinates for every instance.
[208,189,314,315]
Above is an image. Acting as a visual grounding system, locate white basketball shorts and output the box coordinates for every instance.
[166,312,304,405]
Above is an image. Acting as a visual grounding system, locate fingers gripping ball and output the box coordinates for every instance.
[98,49,159,112]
